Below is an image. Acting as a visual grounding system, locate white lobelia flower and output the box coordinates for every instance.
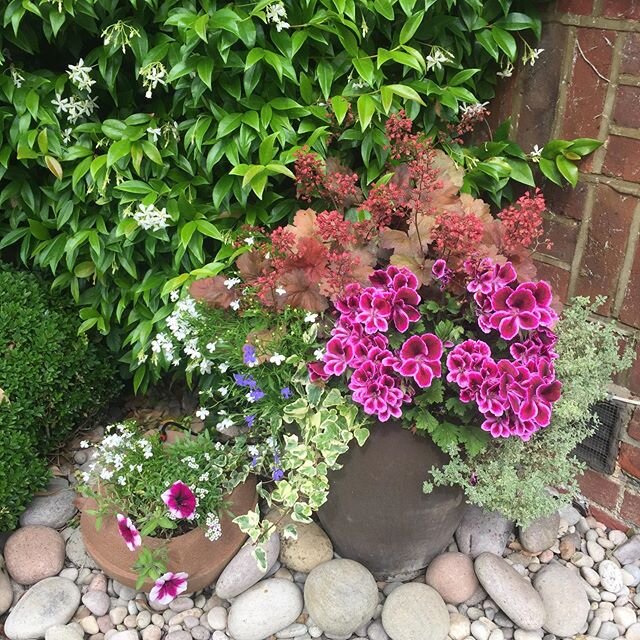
[224,277,241,289]
[230,300,240,310]
[218,386,229,396]
[269,353,286,365]
[206,341,217,353]
[195,407,210,420]
[314,348,325,360]
[79,440,90,449]
[218,362,230,373]
[304,312,318,323]
[275,287,286,296]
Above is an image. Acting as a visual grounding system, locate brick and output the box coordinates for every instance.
[619,224,640,328]
[487,74,518,133]
[628,408,640,441]
[621,33,640,76]
[620,488,640,525]
[575,184,637,315]
[563,29,616,140]
[545,181,590,221]
[539,215,579,263]
[619,442,640,479]
[533,261,571,304]
[516,23,567,151]
[557,0,593,13]
[579,467,621,509]
[588,505,628,531]
[601,0,640,20]
[604,136,640,183]
[613,85,640,129]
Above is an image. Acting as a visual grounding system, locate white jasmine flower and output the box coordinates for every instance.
[10,67,24,88]
[218,386,229,396]
[147,127,162,143]
[139,62,167,99]
[523,47,544,67]
[170,290,180,302]
[269,353,286,365]
[61,128,73,145]
[529,145,542,163]
[460,102,489,119]
[224,277,241,289]
[304,312,318,323]
[275,287,286,296]
[52,94,70,114]
[244,236,255,246]
[230,300,240,310]
[132,203,169,232]
[196,407,209,421]
[275,20,290,31]
[497,62,514,78]
[426,48,453,72]
[67,59,95,93]
[265,1,289,31]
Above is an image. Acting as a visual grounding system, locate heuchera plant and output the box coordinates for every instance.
[308,259,562,453]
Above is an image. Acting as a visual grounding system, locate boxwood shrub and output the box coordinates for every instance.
[0,265,118,530]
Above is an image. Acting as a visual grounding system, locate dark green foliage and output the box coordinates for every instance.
[0,266,118,529]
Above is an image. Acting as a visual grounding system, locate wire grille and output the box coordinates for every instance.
[575,400,622,475]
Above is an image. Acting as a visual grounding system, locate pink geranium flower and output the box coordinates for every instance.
[116,514,142,551]
[149,572,188,605]
[161,481,197,520]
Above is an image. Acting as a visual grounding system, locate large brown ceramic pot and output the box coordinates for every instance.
[80,476,257,592]
[317,420,466,580]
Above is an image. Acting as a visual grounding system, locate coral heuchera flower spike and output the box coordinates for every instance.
[116,513,142,551]
[149,572,189,605]
[161,481,197,520]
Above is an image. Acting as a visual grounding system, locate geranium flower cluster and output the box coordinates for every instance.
[445,259,562,441]
[310,265,443,422]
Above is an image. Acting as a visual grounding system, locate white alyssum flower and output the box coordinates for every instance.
[205,513,222,541]
[304,312,318,323]
[67,59,95,93]
[132,203,169,232]
[196,407,210,420]
[269,353,286,365]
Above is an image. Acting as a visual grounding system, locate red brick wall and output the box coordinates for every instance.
[491,0,640,529]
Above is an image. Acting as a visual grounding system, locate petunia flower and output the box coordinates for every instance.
[116,514,142,551]
[149,572,189,605]
[161,481,197,520]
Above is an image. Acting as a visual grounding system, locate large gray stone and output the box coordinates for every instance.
[19,487,77,530]
[4,577,80,640]
[65,527,98,569]
[215,532,280,600]
[4,526,65,585]
[614,535,640,565]
[227,578,303,640]
[598,560,624,594]
[381,583,449,640]
[44,625,84,640]
[304,559,378,637]
[455,506,514,558]
[0,560,12,615]
[533,563,589,636]
[474,553,545,631]
[519,512,559,554]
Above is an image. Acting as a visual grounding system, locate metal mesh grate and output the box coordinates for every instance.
[575,400,622,474]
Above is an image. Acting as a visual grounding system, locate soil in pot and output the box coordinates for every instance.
[318,420,466,580]
[80,476,257,592]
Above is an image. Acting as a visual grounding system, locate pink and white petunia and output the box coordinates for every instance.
[116,513,142,551]
[149,572,189,605]
[161,481,197,520]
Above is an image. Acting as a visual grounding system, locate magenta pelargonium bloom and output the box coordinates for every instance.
[116,514,142,551]
[489,285,541,340]
[323,337,354,375]
[149,572,189,605]
[396,334,443,388]
[161,481,197,520]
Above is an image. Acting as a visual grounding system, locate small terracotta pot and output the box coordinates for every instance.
[79,476,257,592]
